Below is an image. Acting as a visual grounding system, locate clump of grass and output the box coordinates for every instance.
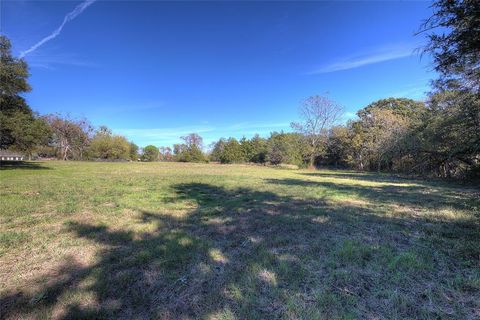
[452,271,480,292]
[315,290,357,319]
[334,240,374,266]
[388,251,431,272]
[208,306,237,320]
[0,231,30,254]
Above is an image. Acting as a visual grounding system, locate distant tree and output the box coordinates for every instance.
[159,146,173,161]
[249,134,268,163]
[291,95,344,167]
[164,146,173,161]
[0,97,30,149]
[36,145,57,159]
[358,98,426,121]
[356,98,426,171]
[346,120,368,171]
[219,138,244,164]
[364,109,409,171]
[267,132,308,166]
[88,126,131,160]
[181,133,203,150]
[239,137,252,162]
[267,135,286,165]
[45,114,93,160]
[5,112,51,159]
[408,91,480,177]
[129,142,139,161]
[174,133,206,162]
[209,138,226,162]
[325,126,351,168]
[173,143,184,155]
[142,145,159,162]
[210,135,269,164]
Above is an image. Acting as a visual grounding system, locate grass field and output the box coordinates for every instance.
[1,161,479,319]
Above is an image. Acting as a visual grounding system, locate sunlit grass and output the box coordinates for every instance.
[1,161,479,319]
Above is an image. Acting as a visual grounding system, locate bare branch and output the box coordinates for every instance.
[291,95,344,166]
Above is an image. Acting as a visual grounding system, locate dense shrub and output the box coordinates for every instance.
[88,127,131,161]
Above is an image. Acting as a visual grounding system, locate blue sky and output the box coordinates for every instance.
[2,0,435,147]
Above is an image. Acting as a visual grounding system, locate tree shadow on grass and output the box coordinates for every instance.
[267,177,479,213]
[0,161,52,170]
[303,170,412,183]
[299,171,480,189]
[300,171,450,185]
[1,182,479,319]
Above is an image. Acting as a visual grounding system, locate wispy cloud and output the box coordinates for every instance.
[20,0,97,58]
[308,44,418,74]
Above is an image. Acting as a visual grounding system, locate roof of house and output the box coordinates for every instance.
[0,150,24,157]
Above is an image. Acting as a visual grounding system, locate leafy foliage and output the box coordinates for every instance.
[173,133,206,162]
[142,145,160,162]
[88,127,131,161]
[2,112,51,159]
[44,115,93,160]
[0,36,30,103]
[267,132,308,166]
[416,0,480,177]
[129,142,139,161]
[0,36,50,154]
[209,132,308,166]
[219,138,244,164]
[291,95,344,167]
[420,0,480,91]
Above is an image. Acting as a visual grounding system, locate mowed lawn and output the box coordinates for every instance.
[1,161,479,319]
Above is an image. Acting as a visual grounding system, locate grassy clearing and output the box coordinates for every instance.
[1,161,479,319]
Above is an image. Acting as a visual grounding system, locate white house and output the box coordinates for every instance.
[0,150,24,161]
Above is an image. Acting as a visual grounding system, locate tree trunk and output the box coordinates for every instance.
[63,144,70,161]
[444,161,451,178]
[309,154,315,169]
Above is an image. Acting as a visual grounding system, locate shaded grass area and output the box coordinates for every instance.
[0,161,51,170]
[0,161,479,319]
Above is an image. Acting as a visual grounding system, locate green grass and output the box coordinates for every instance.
[0,161,479,319]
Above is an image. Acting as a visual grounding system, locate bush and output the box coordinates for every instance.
[88,129,131,161]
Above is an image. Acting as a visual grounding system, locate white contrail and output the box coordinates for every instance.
[20,0,97,58]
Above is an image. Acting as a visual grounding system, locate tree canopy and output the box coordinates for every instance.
[1,3,478,181]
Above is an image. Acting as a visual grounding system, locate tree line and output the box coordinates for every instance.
[1,0,478,178]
